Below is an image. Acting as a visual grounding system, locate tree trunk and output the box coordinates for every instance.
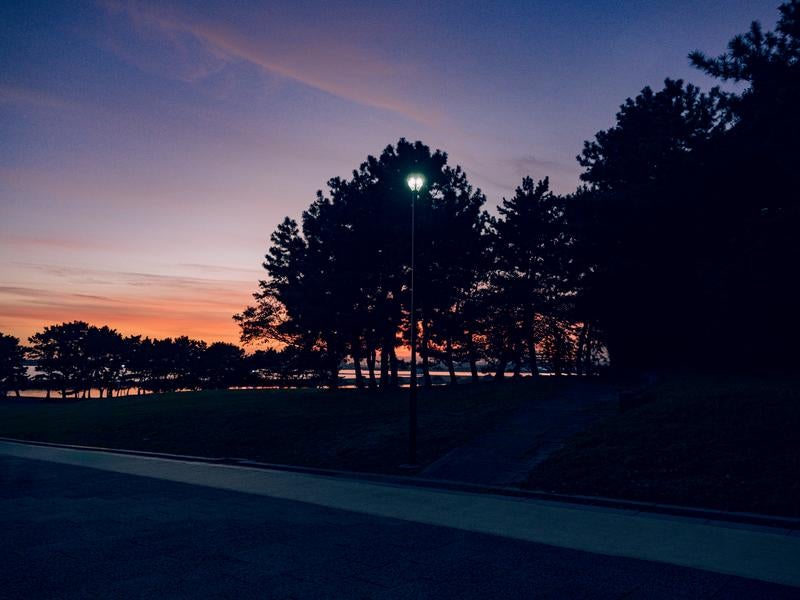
[421,319,432,388]
[379,345,390,389]
[46,388,51,399]
[526,318,540,377]
[466,334,480,383]
[352,339,365,390]
[445,337,457,385]
[576,322,591,376]
[389,347,399,388]
[14,390,20,398]
[329,358,339,389]
[494,351,508,381]
[366,348,377,390]
[575,328,585,376]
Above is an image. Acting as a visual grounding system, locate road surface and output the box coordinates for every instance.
[2,443,799,599]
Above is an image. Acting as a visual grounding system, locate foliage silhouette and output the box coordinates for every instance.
[237,141,598,386]
[238,2,800,378]
[0,333,27,397]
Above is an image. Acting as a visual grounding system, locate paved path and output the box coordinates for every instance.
[421,382,617,485]
[2,441,800,598]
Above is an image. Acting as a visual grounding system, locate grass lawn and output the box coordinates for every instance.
[0,381,558,474]
[524,374,800,517]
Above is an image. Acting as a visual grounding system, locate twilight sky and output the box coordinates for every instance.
[0,0,779,344]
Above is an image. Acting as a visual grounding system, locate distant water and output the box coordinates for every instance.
[16,366,543,398]
[335,369,542,387]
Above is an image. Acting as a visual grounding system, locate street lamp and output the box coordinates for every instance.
[406,174,424,466]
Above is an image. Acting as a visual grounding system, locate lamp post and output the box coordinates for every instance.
[406,174,424,466]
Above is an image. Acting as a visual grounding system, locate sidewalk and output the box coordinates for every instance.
[421,381,617,485]
[2,439,799,589]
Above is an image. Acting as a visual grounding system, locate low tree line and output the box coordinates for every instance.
[0,316,579,398]
[236,2,800,385]
[0,324,315,399]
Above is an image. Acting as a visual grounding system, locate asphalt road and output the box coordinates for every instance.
[2,455,798,599]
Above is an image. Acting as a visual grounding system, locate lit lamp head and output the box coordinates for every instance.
[407,175,424,192]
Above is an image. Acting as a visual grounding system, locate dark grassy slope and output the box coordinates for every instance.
[525,375,800,517]
[0,381,558,474]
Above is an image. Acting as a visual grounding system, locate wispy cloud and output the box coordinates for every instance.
[97,0,438,125]
[0,85,79,111]
[507,155,573,177]
[0,263,255,343]
[180,263,262,276]
[0,234,113,252]
[15,262,253,291]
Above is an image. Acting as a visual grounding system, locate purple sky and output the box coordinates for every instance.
[0,0,780,343]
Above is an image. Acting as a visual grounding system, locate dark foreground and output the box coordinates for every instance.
[526,374,800,517]
[0,382,557,474]
[3,456,797,599]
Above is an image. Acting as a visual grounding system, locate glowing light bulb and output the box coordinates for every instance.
[407,175,424,191]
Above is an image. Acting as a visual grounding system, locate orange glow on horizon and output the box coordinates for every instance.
[0,266,259,346]
[1,301,246,346]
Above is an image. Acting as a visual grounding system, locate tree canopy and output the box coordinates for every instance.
[238,2,800,380]
[237,140,591,387]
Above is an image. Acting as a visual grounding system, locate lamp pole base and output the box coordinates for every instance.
[398,463,421,470]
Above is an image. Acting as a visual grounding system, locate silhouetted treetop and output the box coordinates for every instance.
[577,79,726,192]
[690,0,800,85]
